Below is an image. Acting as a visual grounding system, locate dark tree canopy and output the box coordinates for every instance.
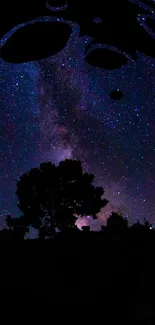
[11,159,108,238]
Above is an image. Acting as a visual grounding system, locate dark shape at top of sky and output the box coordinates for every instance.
[0,21,72,63]
[0,0,155,66]
[46,0,67,6]
[85,47,128,70]
[128,0,155,11]
[146,15,155,32]
[93,17,103,24]
[109,89,123,100]
[45,0,68,11]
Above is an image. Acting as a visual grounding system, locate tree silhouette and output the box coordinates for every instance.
[0,228,13,240]
[82,225,91,232]
[11,159,108,238]
[107,212,128,232]
[6,214,29,239]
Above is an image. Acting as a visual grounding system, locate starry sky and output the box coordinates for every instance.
[0,1,155,229]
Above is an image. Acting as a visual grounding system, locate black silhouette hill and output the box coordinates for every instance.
[0,218,154,323]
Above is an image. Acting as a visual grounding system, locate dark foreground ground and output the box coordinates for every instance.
[0,229,155,324]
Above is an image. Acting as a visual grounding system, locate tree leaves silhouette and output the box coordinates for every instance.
[11,159,108,238]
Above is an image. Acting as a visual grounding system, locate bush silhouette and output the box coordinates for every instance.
[8,159,108,238]
[144,218,152,230]
[82,225,91,232]
[6,214,29,239]
[106,212,128,232]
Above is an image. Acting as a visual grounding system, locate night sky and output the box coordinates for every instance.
[0,1,155,229]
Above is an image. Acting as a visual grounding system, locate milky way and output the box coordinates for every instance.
[0,4,155,229]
